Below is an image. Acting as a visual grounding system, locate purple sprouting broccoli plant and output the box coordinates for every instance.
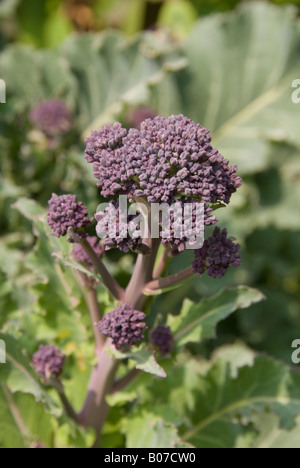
[30,100,71,138]
[43,113,242,445]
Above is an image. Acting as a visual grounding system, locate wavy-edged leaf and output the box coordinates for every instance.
[181,356,300,448]
[0,386,57,448]
[13,198,45,221]
[122,409,191,449]
[13,198,87,343]
[0,45,76,112]
[251,413,300,449]
[60,31,186,135]
[169,286,265,347]
[107,344,166,378]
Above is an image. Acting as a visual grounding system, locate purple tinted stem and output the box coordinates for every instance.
[153,247,170,278]
[145,266,195,292]
[79,341,118,434]
[80,238,125,301]
[125,238,161,308]
[50,378,80,424]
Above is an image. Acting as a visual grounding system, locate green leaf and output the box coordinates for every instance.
[0,45,76,110]
[60,31,186,135]
[155,3,300,175]
[14,198,87,344]
[169,286,265,347]
[211,342,256,378]
[181,356,300,448]
[0,385,28,448]
[13,198,45,221]
[251,413,300,449]
[107,344,166,378]
[0,333,58,414]
[0,387,57,448]
[158,0,198,39]
[122,410,191,449]
[52,250,101,284]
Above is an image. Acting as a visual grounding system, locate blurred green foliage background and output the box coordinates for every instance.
[0,0,300,449]
[1,0,300,48]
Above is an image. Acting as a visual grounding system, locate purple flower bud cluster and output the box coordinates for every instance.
[150,326,174,355]
[192,227,241,279]
[85,115,242,206]
[47,194,91,239]
[98,303,146,349]
[73,236,105,268]
[85,123,132,198]
[32,345,65,379]
[30,100,71,137]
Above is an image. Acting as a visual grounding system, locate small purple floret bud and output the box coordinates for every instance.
[32,345,65,379]
[98,303,146,349]
[150,326,174,355]
[30,100,71,137]
[47,194,91,239]
[192,227,241,279]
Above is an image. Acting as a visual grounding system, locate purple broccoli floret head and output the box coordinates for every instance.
[32,345,65,379]
[47,194,91,239]
[85,114,242,205]
[150,326,174,355]
[98,303,146,349]
[30,100,71,137]
[192,227,241,279]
